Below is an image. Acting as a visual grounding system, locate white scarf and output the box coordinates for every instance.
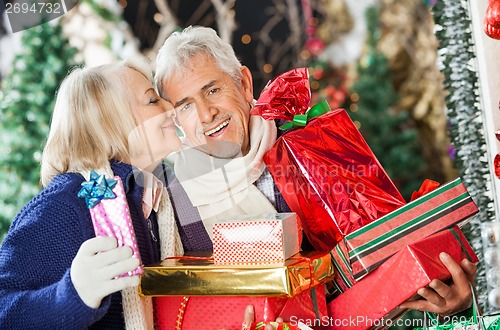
[169,115,278,237]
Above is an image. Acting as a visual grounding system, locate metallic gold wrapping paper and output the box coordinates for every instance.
[139,251,334,297]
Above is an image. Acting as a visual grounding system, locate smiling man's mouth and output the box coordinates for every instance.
[204,118,230,136]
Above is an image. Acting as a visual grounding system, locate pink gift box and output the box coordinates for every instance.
[79,172,143,277]
[212,213,301,264]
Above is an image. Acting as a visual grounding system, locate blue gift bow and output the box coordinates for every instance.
[77,170,117,208]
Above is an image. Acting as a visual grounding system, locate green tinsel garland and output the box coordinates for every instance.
[431,0,496,310]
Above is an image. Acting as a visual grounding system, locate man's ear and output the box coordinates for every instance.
[240,66,254,103]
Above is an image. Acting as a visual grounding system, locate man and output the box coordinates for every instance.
[155,25,476,316]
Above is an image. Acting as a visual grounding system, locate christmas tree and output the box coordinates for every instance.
[0,21,78,239]
[348,5,426,200]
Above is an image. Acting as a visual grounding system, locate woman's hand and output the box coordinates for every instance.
[70,236,140,309]
[399,253,477,316]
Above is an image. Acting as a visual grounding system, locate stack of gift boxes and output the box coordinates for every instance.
[250,68,479,329]
[85,68,480,329]
[141,213,335,329]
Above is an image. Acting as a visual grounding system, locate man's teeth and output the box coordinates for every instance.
[204,119,230,136]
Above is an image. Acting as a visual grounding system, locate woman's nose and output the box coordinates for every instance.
[165,108,176,118]
[161,98,175,114]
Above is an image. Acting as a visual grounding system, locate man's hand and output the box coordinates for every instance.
[399,252,477,316]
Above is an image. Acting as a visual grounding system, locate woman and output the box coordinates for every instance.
[0,60,184,329]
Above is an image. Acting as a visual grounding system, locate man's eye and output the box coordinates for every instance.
[208,88,219,95]
[180,103,192,112]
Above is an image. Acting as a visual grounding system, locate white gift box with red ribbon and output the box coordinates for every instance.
[212,213,301,264]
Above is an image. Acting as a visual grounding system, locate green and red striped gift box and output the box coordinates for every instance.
[346,178,478,280]
[330,178,478,286]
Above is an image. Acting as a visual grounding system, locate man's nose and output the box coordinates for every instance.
[196,100,218,123]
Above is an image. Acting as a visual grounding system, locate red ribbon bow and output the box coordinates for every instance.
[251,68,311,121]
[410,179,440,201]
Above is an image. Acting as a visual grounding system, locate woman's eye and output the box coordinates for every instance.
[149,97,160,104]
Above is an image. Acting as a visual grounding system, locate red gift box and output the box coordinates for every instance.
[326,227,478,330]
[153,286,327,330]
[253,68,405,251]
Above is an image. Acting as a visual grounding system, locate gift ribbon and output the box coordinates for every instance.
[279,100,331,130]
[410,179,440,202]
[449,227,473,263]
[287,253,335,294]
[77,170,117,208]
[163,255,214,261]
[175,296,189,330]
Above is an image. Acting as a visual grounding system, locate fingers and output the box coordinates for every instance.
[440,253,468,290]
[93,245,134,268]
[242,305,254,330]
[399,253,475,316]
[99,275,140,297]
[101,255,140,279]
[264,319,283,330]
[71,237,141,309]
[399,299,433,313]
[78,236,118,256]
[426,280,450,305]
[239,305,286,330]
[461,258,477,283]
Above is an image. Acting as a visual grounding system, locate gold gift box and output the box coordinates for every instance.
[139,251,334,297]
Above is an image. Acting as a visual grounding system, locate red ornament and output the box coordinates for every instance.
[486,0,500,28]
[496,129,500,141]
[485,22,500,39]
[484,0,500,39]
[304,37,325,56]
[495,154,500,178]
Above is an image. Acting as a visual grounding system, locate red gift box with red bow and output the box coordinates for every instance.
[252,68,405,251]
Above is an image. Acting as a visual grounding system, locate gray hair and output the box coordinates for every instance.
[155,26,243,99]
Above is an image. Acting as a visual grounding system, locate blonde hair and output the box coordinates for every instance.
[40,59,154,186]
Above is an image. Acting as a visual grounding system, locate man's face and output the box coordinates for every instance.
[161,54,254,159]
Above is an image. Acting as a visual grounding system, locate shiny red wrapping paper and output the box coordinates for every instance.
[253,68,405,251]
[326,227,478,330]
[254,68,311,121]
[153,286,327,330]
